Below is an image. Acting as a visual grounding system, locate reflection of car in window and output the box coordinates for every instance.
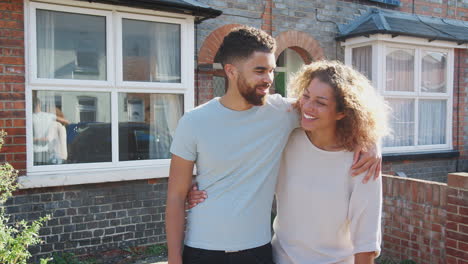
[67,122,168,163]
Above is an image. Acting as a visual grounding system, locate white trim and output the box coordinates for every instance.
[18,165,170,189]
[341,34,468,49]
[343,37,455,154]
[30,0,194,20]
[24,0,196,184]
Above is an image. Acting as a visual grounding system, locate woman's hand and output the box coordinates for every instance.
[185,183,207,210]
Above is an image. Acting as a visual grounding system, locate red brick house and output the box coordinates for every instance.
[0,0,467,262]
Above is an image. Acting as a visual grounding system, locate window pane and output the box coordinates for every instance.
[419,100,446,145]
[383,99,415,147]
[385,48,414,92]
[32,91,111,165]
[422,51,447,93]
[274,71,286,97]
[352,45,372,80]
[36,10,106,80]
[213,76,226,97]
[275,48,304,97]
[118,93,183,161]
[122,19,181,83]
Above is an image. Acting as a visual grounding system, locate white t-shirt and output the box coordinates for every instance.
[170,95,299,251]
[32,111,56,153]
[272,129,382,264]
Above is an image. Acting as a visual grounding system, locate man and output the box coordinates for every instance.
[166,26,380,264]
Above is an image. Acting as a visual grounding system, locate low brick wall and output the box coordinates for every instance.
[4,179,168,262]
[381,173,468,264]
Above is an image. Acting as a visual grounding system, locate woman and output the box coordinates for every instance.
[271,61,388,264]
[189,60,388,264]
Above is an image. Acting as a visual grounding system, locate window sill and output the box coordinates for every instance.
[18,165,170,189]
[382,150,459,162]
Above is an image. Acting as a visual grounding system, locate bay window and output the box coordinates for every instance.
[345,37,453,153]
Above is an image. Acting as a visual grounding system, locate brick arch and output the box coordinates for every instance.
[275,31,326,64]
[198,24,242,65]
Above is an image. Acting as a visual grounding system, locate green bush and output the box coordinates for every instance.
[0,131,51,264]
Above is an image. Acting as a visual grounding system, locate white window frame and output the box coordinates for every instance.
[343,34,460,154]
[22,0,195,188]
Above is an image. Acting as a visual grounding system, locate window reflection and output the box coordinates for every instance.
[32,91,111,165]
[36,9,106,80]
[118,93,183,161]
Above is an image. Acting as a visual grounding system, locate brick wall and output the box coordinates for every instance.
[0,0,26,172]
[381,173,468,264]
[4,179,168,262]
[446,173,468,263]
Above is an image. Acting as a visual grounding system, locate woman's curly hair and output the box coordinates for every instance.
[289,60,390,152]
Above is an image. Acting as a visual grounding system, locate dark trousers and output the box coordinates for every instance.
[182,243,275,264]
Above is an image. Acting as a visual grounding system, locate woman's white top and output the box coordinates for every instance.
[272,129,382,264]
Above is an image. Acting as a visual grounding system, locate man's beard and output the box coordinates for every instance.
[237,77,268,106]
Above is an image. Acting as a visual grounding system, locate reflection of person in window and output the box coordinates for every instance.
[48,108,69,164]
[32,98,69,165]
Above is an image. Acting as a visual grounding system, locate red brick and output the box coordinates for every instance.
[460,224,468,235]
[9,161,25,170]
[0,48,23,56]
[0,75,24,83]
[0,2,23,11]
[447,255,458,264]
[0,56,23,65]
[447,204,459,214]
[12,119,25,127]
[1,127,25,136]
[7,83,24,92]
[12,136,25,144]
[0,110,24,118]
[432,223,442,232]
[447,221,459,232]
[448,173,468,189]
[459,241,468,251]
[0,20,22,29]
[0,145,25,153]
[460,206,468,216]
[448,196,468,207]
[13,153,25,161]
[447,237,458,248]
[447,230,468,243]
[446,247,468,260]
[5,65,24,74]
[447,213,468,225]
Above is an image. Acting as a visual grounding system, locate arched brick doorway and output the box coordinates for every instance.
[197,24,242,105]
[275,30,326,63]
[273,31,325,96]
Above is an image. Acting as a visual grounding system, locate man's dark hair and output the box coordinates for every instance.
[215,26,276,66]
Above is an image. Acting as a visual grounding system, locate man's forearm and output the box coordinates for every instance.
[166,197,186,264]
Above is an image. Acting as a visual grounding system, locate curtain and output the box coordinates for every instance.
[421,52,446,93]
[383,99,415,147]
[419,100,446,145]
[386,49,414,92]
[37,10,55,78]
[149,94,183,159]
[37,10,106,80]
[151,23,181,82]
[352,46,372,80]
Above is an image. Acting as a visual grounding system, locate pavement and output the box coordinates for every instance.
[128,256,167,264]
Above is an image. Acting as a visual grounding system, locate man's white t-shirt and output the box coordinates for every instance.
[272,129,382,264]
